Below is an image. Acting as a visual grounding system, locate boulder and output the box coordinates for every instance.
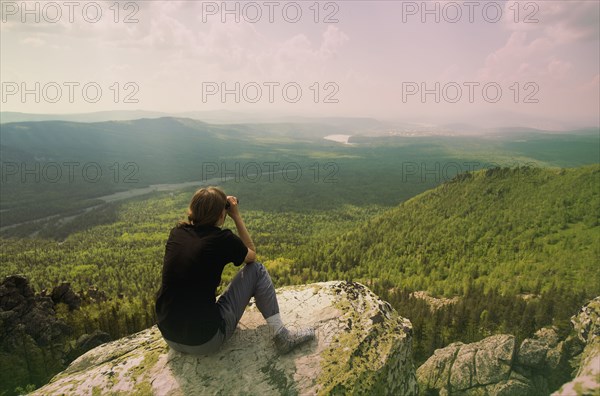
[418,342,462,390]
[571,296,600,345]
[516,338,548,368]
[31,281,418,395]
[0,275,74,394]
[474,335,515,385]
[0,275,70,346]
[449,343,477,391]
[66,330,112,362]
[552,297,600,395]
[51,282,82,311]
[418,334,519,395]
[417,297,600,396]
[534,326,560,348]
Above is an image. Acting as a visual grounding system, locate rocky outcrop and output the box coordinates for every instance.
[31,281,418,395]
[0,276,114,395]
[416,328,574,395]
[553,297,600,395]
[411,291,459,312]
[50,282,82,311]
[0,275,70,346]
[417,297,600,396]
[66,330,112,363]
[0,275,73,394]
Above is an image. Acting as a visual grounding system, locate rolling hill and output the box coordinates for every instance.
[290,164,600,297]
[0,163,598,395]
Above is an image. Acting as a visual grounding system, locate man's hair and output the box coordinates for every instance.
[177,186,227,228]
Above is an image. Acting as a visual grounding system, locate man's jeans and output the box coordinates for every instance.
[164,262,279,355]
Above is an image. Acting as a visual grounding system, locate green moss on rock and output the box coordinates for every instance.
[30,282,418,396]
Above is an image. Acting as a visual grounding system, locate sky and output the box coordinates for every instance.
[1,0,599,129]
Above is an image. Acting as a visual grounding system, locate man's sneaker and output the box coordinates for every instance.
[273,326,315,354]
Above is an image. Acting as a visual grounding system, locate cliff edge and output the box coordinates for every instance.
[30,281,418,395]
[553,296,600,396]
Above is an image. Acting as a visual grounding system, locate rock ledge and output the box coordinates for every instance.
[31,281,418,395]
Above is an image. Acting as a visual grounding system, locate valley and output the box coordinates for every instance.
[0,117,598,394]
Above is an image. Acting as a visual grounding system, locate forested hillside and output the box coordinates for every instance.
[1,164,598,394]
[266,164,599,364]
[286,165,600,297]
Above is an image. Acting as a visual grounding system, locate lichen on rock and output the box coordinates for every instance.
[417,297,600,396]
[417,335,520,395]
[552,296,600,396]
[30,281,417,395]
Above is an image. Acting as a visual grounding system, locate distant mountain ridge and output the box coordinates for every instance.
[3,111,597,134]
[0,111,385,130]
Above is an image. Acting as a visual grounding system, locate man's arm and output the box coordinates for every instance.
[227,196,256,263]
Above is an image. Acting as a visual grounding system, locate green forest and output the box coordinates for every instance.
[1,119,599,394]
[2,119,599,229]
[1,163,598,394]
[287,165,600,296]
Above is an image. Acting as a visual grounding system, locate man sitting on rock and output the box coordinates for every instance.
[155,187,315,355]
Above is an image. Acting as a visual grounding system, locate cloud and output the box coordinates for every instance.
[1,2,348,85]
[580,73,600,94]
[261,26,349,79]
[320,26,349,59]
[479,1,598,83]
[538,1,599,43]
[478,31,551,81]
[502,0,599,43]
[144,21,349,82]
[21,37,45,47]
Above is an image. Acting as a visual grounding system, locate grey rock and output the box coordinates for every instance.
[50,282,82,311]
[449,344,477,391]
[474,335,515,385]
[517,338,548,368]
[417,335,517,395]
[552,297,600,395]
[418,297,600,396]
[417,332,566,395]
[492,379,534,396]
[534,326,560,348]
[0,275,70,346]
[572,297,600,344]
[545,340,567,371]
[74,330,111,355]
[31,281,418,396]
[417,342,462,391]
